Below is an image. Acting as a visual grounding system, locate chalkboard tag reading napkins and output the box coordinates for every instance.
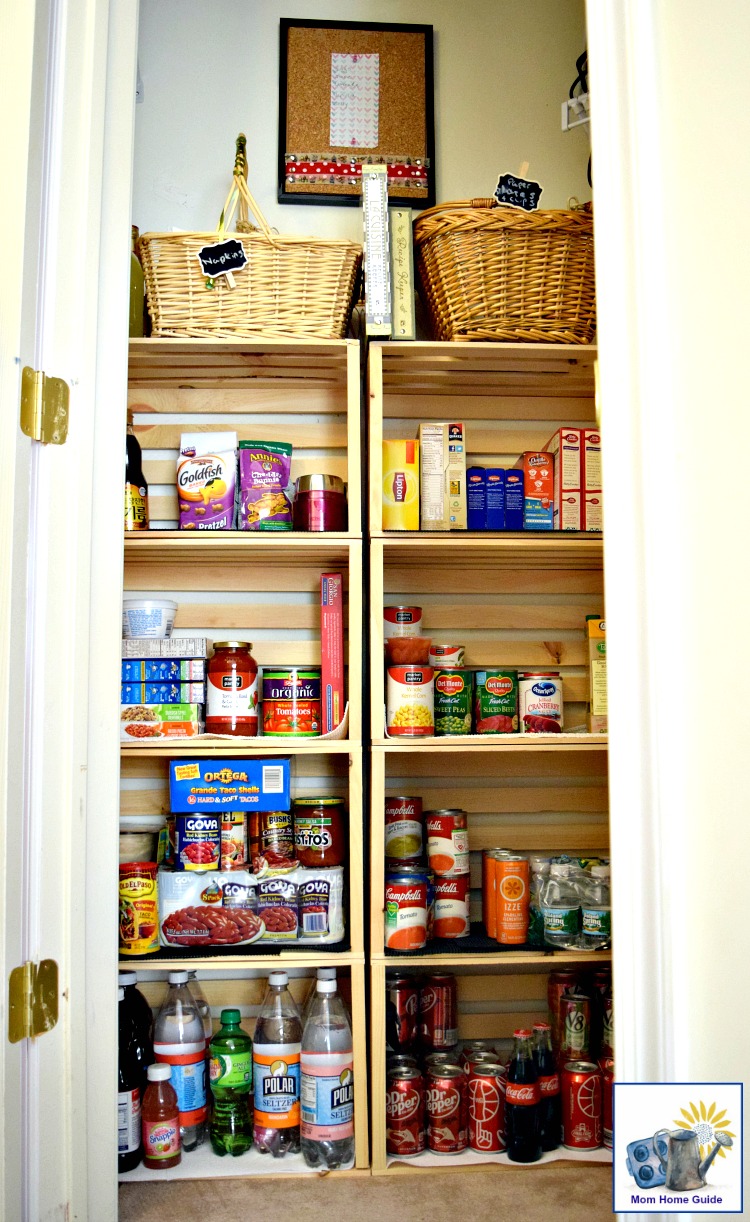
[494,173,543,211]
[196,238,248,289]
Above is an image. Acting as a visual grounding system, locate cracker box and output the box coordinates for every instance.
[582,429,603,532]
[545,428,582,531]
[169,758,291,812]
[466,467,487,531]
[121,659,206,682]
[321,572,345,733]
[418,422,467,531]
[120,703,203,742]
[121,637,208,659]
[382,439,420,530]
[586,617,608,733]
[504,469,524,531]
[121,682,206,705]
[485,468,505,531]
[515,452,554,531]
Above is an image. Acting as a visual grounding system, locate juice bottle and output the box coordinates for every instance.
[141,1064,181,1169]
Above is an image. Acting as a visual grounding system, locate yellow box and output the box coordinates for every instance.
[382,439,420,530]
[586,616,607,734]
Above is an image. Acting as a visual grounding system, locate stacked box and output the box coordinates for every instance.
[121,637,209,659]
[121,682,206,705]
[586,617,607,733]
[169,758,292,812]
[582,429,603,532]
[120,704,203,742]
[515,452,554,530]
[321,572,345,733]
[504,469,524,530]
[418,422,467,530]
[545,428,582,531]
[466,467,486,531]
[485,469,505,530]
[121,659,206,682]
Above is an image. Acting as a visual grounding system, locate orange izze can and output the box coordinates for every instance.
[482,849,512,939]
[494,855,530,945]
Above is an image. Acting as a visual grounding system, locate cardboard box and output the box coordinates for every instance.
[382,439,420,531]
[466,467,486,531]
[169,758,291,812]
[121,682,206,705]
[515,452,554,530]
[120,704,203,742]
[545,428,582,531]
[582,429,603,532]
[121,659,206,682]
[504,469,524,531]
[485,469,505,531]
[321,572,345,733]
[121,637,209,659]
[419,422,467,531]
[586,617,607,733]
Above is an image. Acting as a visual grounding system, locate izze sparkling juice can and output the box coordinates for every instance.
[561,1060,602,1150]
[494,855,530,945]
[426,1066,467,1153]
[386,1067,426,1157]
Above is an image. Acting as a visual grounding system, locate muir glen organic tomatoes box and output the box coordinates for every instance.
[169,759,291,812]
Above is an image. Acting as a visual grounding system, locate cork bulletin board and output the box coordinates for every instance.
[278,19,435,208]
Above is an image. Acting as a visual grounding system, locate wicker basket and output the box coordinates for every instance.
[138,136,362,340]
[413,199,595,343]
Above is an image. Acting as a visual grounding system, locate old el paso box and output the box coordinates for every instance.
[169,759,291,812]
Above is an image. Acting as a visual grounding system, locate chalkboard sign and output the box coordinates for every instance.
[494,174,543,211]
[196,239,248,279]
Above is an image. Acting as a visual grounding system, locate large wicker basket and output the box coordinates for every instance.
[138,136,362,340]
[413,199,595,343]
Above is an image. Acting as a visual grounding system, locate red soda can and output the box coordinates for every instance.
[561,1060,603,1150]
[386,1067,426,1157]
[547,970,580,1050]
[387,1053,418,1073]
[419,974,458,1050]
[459,1039,498,1068]
[386,972,419,1051]
[598,1056,614,1149]
[600,991,614,1058]
[468,1061,506,1153]
[424,1051,460,1070]
[426,1065,467,1153]
[558,991,591,1063]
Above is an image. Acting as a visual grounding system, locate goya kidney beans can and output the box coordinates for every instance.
[387,666,434,736]
[518,671,563,734]
[262,667,321,736]
[426,809,469,877]
[468,1061,507,1153]
[426,1065,467,1153]
[383,605,422,639]
[385,973,420,1051]
[386,1067,426,1157]
[384,796,424,861]
[434,668,474,736]
[474,669,518,734]
[174,814,221,871]
[433,875,471,938]
[561,1060,603,1150]
[384,868,428,952]
[419,974,458,1050]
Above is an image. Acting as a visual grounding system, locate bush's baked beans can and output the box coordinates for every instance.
[248,810,297,873]
[384,869,428,952]
[426,809,469,877]
[419,974,458,1050]
[426,1066,467,1153]
[386,1067,426,1157]
[428,644,465,669]
[561,1060,602,1149]
[494,855,530,945]
[518,671,563,734]
[384,796,423,861]
[383,606,422,639]
[468,1061,507,1153]
[433,875,471,938]
[385,973,420,1051]
[387,666,434,737]
[119,862,159,955]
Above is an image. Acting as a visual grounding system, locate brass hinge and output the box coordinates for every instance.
[8,959,59,1043]
[20,366,69,445]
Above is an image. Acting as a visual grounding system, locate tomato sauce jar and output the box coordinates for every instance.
[206,642,258,736]
[292,474,347,532]
[293,797,346,867]
[262,667,321,736]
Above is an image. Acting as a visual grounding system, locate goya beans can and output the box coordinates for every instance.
[468,1061,507,1153]
[174,814,220,871]
[387,666,434,736]
[434,668,474,736]
[559,991,591,1062]
[494,854,530,945]
[385,973,420,1051]
[386,1067,425,1157]
[384,796,424,861]
[426,1066,467,1153]
[433,875,471,939]
[383,605,422,639]
[119,862,159,955]
[561,1061,602,1149]
[262,667,321,737]
[384,868,428,952]
[474,669,518,734]
[426,809,469,877]
[220,812,247,870]
[292,797,346,867]
[419,975,458,1050]
[518,671,563,734]
[428,644,465,669]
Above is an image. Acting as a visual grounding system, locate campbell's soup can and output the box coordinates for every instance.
[433,875,471,939]
[384,869,428,952]
[428,644,465,669]
[385,973,420,1051]
[494,855,530,945]
[387,666,434,737]
[426,1066,467,1153]
[518,671,563,734]
[468,1062,506,1153]
[384,606,423,639]
[426,809,469,877]
[599,1056,614,1149]
[384,796,423,861]
[419,975,458,1050]
[118,862,159,956]
[386,1067,425,1157]
[561,1060,602,1150]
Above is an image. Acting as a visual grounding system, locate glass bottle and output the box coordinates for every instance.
[206,642,259,736]
[125,414,149,531]
[532,1021,561,1151]
[209,1008,253,1156]
[505,1028,542,1164]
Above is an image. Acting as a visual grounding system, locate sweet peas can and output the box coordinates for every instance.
[434,669,473,736]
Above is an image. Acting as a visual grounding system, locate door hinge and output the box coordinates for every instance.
[8,959,59,1043]
[20,366,69,445]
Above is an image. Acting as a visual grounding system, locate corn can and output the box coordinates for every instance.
[387,665,434,737]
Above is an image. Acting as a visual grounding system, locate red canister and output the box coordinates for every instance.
[426,1066,467,1153]
[419,974,458,1050]
[386,1067,425,1157]
[206,641,258,736]
[292,474,347,532]
[547,970,580,1051]
[561,1060,603,1150]
[468,1061,506,1153]
[433,875,470,938]
[385,973,420,1051]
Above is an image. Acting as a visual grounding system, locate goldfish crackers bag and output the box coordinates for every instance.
[177,431,238,530]
[239,440,293,530]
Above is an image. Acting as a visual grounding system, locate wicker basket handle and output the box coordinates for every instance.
[469,198,498,209]
[218,134,281,248]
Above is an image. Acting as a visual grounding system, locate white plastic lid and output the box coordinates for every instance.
[316,968,336,981]
[147,1064,171,1081]
[269,972,288,987]
[317,980,337,994]
[119,971,137,986]
[118,988,125,1001]
[123,599,178,610]
[168,971,189,984]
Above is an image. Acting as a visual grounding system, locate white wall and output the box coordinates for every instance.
[133,0,588,241]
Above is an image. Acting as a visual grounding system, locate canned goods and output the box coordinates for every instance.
[419,975,458,1050]
[426,809,469,877]
[387,1053,419,1071]
[468,1062,507,1153]
[386,666,434,736]
[428,644,465,669]
[561,1060,603,1149]
[174,814,221,871]
[434,669,474,736]
[220,812,247,870]
[559,991,591,1062]
[248,810,297,873]
[459,1040,499,1069]
[474,669,518,734]
[433,875,471,939]
[385,974,420,1051]
[262,666,321,736]
[600,990,614,1058]
[481,849,512,937]
[426,1066,467,1153]
[494,855,530,945]
[292,797,346,867]
[383,606,422,639]
[547,970,580,1051]
[599,1056,614,1149]
[386,1067,426,1157]
[518,671,563,734]
[424,1051,461,1070]
[384,869,428,952]
[384,796,423,861]
[118,862,159,956]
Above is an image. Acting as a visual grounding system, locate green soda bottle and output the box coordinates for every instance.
[209,1008,253,1156]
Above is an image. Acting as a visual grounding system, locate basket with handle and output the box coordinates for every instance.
[138,135,362,340]
[413,198,595,343]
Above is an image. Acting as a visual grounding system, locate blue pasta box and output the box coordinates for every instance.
[504,469,524,531]
[485,468,505,530]
[466,467,487,531]
[121,682,206,705]
[169,758,291,812]
[121,659,206,682]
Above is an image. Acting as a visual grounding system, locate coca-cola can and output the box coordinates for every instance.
[561,1060,603,1150]
[559,991,591,1063]
[386,973,420,1051]
[419,974,458,1050]
[459,1039,499,1068]
[599,1056,614,1149]
[426,1065,467,1153]
[468,1061,506,1153]
[386,1067,426,1157]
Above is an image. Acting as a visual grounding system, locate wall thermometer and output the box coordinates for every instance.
[362,165,392,337]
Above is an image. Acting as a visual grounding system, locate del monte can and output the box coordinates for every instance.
[475,669,518,734]
[434,668,473,735]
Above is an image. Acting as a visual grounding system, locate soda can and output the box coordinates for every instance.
[547,970,580,1050]
[387,1053,419,1073]
[482,849,512,938]
[561,1060,603,1150]
[494,855,530,945]
[459,1039,498,1069]
[426,1066,467,1154]
[599,1056,614,1149]
[468,1061,506,1153]
[419,974,458,1050]
[423,1051,461,1071]
[559,991,591,1062]
[600,991,614,1058]
[386,1067,426,1157]
[385,973,420,1051]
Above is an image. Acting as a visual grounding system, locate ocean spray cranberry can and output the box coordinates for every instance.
[426,1066,467,1153]
[386,1067,426,1157]
[419,975,458,1050]
[385,973,419,1051]
[468,1061,506,1153]
[599,1056,614,1149]
[561,1060,603,1150]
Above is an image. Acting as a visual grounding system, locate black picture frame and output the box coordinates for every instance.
[278,18,435,209]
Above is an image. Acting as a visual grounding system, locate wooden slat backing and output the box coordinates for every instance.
[128,387,347,415]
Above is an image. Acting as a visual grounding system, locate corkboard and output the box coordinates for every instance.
[278,19,435,208]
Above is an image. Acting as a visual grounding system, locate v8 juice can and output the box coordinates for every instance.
[262,667,321,737]
[434,668,473,736]
[474,670,518,734]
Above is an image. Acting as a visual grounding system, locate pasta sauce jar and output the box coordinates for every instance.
[262,667,321,736]
[293,797,346,867]
[206,642,258,736]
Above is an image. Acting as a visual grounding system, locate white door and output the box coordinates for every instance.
[0,1,138,1218]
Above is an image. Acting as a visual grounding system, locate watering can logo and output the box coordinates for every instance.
[654,1098,735,1191]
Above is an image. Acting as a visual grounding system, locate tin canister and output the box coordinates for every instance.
[474,670,518,734]
[385,868,429,952]
[482,849,513,938]
[384,796,424,861]
[561,1061,602,1150]
[119,862,159,956]
[428,644,465,669]
[220,812,247,871]
[434,668,474,736]
[383,605,423,639]
[426,810,469,877]
[518,671,563,734]
[261,667,321,736]
[559,991,591,1062]
[387,666,434,737]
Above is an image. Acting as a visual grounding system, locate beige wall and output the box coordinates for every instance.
[133,0,588,241]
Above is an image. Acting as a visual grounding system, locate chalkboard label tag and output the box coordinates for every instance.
[494,174,543,211]
[196,238,248,279]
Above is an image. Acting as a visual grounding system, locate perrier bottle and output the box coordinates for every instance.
[125,413,149,531]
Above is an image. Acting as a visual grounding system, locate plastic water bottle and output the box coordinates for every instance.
[301,978,355,1169]
[527,857,551,949]
[540,862,582,949]
[580,864,611,948]
[253,971,302,1156]
[209,1008,253,1156]
[302,968,337,1024]
[153,971,207,1150]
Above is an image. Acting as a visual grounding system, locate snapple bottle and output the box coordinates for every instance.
[206,642,258,736]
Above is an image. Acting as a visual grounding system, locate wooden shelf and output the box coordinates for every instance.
[128,336,357,386]
[124,531,361,563]
[121,739,359,757]
[119,1146,366,1183]
[372,532,602,569]
[372,735,607,752]
[119,951,365,971]
[371,949,612,969]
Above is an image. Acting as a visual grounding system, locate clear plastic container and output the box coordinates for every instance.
[153,971,207,1150]
[253,971,302,1156]
[581,864,611,948]
[540,863,582,949]
[300,979,355,1170]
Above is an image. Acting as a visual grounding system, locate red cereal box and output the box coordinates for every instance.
[321,573,344,733]
[545,428,582,531]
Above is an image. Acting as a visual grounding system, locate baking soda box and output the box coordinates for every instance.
[515,452,554,530]
[545,428,582,531]
[582,429,603,532]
